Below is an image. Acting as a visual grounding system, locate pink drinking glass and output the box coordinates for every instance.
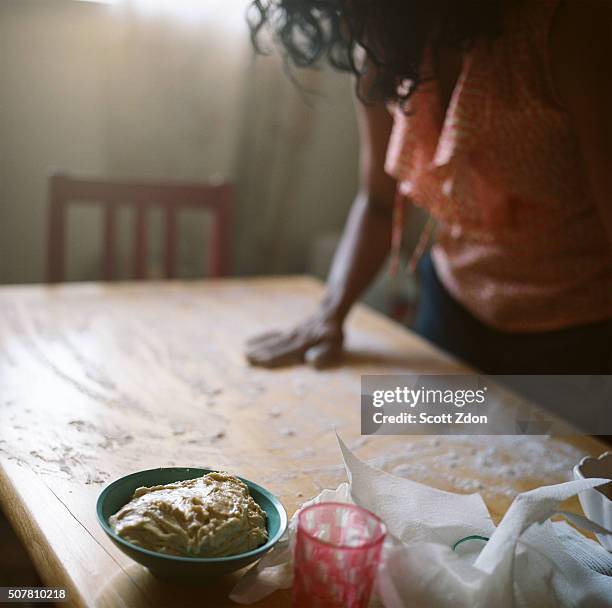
[292,502,387,608]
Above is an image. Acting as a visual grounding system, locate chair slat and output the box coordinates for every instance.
[208,184,232,278]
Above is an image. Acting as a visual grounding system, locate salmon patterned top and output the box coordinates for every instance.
[385,0,612,332]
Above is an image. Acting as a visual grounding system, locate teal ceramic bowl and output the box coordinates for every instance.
[96,467,287,583]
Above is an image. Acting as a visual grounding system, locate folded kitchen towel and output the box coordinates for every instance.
[230,436,612,607]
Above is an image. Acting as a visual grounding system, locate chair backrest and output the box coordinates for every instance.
[46,173,231,283]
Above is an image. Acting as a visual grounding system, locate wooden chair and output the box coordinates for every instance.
[46,173,232,283]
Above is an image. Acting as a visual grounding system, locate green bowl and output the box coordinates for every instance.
[96,467,287,583]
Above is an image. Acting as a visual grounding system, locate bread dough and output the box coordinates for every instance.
[109,471,268,557]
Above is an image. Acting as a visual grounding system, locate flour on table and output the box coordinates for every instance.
[368,435,585,499]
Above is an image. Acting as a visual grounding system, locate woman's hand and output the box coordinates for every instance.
[245,309,344,369]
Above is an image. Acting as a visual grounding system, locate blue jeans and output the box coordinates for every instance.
[414,252,612,374]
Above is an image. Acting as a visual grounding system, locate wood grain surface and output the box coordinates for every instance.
[0,277,606,607]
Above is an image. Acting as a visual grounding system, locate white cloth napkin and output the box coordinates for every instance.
[230,437,612,607]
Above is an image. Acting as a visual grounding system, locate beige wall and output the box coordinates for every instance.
[0,0,112,283]
[0,0,360,284]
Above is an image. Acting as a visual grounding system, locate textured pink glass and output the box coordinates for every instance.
[293,502,386,608]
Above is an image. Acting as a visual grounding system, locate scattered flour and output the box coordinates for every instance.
[369,435,586,499]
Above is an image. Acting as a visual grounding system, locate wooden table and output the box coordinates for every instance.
[0,277,606,607]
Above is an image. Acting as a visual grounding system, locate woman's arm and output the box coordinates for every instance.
[321,97,399,322]
[549,0,612,250]
[246,95,398,368]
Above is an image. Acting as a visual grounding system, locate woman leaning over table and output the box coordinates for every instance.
[245,0,612,374]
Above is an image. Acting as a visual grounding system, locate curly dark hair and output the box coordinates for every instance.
[248,0,507,106]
